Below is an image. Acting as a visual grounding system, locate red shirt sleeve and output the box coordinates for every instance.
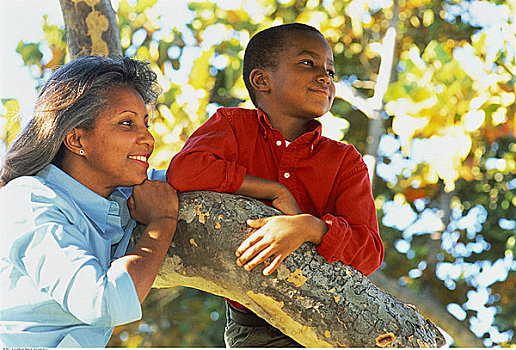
[316,160,384,276]
[167,109,247,193]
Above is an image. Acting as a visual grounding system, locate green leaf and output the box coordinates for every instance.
[1,99,21,147]
[16,41,43,66]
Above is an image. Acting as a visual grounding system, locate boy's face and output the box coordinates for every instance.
[263,31,336,121]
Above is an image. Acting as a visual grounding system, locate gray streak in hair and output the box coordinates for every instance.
[0,55,161,187]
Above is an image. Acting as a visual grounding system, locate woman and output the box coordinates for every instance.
[0,55,178,347]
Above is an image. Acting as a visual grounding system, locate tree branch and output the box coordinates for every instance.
[138,191,445,348]
[368,270,484,347]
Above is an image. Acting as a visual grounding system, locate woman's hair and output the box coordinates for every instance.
[0,55,161,187]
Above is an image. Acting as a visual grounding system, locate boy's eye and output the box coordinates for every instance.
[120,120,132,126]
[327,70,335,78]
[300,59,314,66]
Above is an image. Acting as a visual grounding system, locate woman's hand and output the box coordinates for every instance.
[120,180,179,303]
[235,214,328,276]
[128,179,178,225]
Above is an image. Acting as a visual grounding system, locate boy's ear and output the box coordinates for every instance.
[249,68,270,92]
[63,128,85,156]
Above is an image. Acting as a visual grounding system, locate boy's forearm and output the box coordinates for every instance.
[316,214,384,275]
[235,174,285,202]
[296,214,328,245]
[236,175,302,215]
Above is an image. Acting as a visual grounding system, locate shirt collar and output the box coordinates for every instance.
[256,107,322,150]
[36,164,130,236]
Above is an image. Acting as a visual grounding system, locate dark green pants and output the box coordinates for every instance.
[224,302,303,348]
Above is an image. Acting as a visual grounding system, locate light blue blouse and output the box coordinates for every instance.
[0,164,165,347]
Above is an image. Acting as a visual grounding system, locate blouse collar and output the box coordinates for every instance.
[36,164,131,238]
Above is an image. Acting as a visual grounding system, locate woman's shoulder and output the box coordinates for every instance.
[0,175,54,205]
[1,174,67,202]
[0,175,80,227]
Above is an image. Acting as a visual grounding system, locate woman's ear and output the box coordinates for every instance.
[63,128,85,156]
[249,68,270,92]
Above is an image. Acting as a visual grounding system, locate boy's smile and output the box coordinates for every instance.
[258,30,336,140]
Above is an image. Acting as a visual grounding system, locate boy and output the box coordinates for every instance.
[167,23,384,347]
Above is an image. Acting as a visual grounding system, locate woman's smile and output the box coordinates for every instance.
[128,154,150,169]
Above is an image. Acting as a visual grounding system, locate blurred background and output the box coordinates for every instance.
[0,0,514,347]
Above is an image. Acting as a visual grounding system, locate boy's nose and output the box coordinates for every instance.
[317,74,332,85]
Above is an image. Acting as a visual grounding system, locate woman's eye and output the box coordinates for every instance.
[301,59,314,66]
[327,70,335,78]
[120,120,132,127]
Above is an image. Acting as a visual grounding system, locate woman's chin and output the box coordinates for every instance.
[121,174,148,187]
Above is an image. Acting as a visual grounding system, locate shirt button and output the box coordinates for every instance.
[276,140,282,146]
[284,172,290,179]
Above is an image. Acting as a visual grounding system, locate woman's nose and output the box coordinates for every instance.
[138,126,155,148]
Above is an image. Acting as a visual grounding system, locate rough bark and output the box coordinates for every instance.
[134,191,445,348]
[368,271,484,348]
[58,0,121,57]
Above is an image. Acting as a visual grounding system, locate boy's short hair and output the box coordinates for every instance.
[243,23,323,106]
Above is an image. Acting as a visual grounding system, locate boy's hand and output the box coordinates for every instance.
[235,214,328,275]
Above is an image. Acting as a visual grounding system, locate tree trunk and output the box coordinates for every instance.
[134,191,445,348]
[58,0,121,57]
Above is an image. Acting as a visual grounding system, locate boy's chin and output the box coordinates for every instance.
[309,105,332,118]
[309,110,331,119]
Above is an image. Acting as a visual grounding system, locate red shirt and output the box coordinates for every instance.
[168,107,384,276]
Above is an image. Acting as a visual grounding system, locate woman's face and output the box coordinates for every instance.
[78,85,154,196]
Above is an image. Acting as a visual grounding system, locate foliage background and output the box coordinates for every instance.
[1,0,515,347]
